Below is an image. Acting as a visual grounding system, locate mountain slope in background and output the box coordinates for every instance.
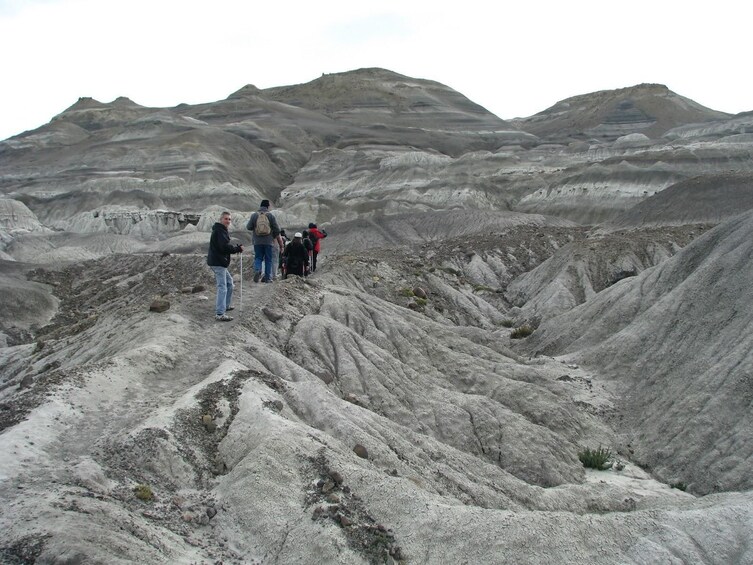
[2,69,751,232]
[513,83,731,143]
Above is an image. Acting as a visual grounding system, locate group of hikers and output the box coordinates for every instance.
[206,199,327,321]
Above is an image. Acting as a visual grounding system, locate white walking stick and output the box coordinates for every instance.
[239,252,243,313]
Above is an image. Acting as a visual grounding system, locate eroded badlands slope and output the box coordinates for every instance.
[1,221,752,563]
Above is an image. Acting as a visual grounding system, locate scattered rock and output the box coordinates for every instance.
[343,393,365,406]
[412,286,427,299]
[192,284,206,293]
[18,375,34,389]
[262,307,284,322]
[338,513,353,527]
[557,375,574,382]
[263,399,284,412]
[329,470,344,485]
[318,372,335,385]
[149,298,170,313]
[353,444,369,459]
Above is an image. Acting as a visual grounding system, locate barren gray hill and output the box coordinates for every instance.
[599,171,753,231]
[523,209,753,495]
[513,83,731,143]
[261,67,534,156]
[3,70,751,234]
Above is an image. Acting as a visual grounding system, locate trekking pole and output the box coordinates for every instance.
[239,252,243,313]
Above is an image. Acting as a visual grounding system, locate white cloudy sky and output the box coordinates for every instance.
[1,0,751,141]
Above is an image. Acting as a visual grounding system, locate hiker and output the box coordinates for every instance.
[273,229,288,281]
[282,232,309,278]
[246,199,281,283]
[278,229,290,278]
[307,223,328,272]
[207,211,243,322]
[301,229,314,275]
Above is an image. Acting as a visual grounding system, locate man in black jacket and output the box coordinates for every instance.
[207,211,243,321]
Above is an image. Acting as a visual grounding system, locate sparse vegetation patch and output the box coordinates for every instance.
[134,484,154,501]
[510,324,534,339]
[578,446,612,470]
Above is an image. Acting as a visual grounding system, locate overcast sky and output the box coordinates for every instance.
[1,0,751,141]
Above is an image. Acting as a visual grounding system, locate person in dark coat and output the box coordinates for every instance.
[207,211,243,321]
[282,232,309,278]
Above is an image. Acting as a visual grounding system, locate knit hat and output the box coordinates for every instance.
[261,199,270,208]
[308,222,316,228]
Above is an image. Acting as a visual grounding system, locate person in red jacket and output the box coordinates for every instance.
[307,223,327,272]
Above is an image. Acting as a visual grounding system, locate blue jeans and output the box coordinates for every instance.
[210,266,233,315]
[254,244,274,280]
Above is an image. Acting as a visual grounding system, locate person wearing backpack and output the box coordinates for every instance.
[307,223,328,273]
[207,211,243,321]
[246,199,281,283]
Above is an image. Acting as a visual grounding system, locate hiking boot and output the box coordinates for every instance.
[216,314,233,322]
[225,306,235,311]
[253,271,261,283]
[261,277,272,283]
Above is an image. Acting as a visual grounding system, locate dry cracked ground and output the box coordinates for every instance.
[1,215,753,564]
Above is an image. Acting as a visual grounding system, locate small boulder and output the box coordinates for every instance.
[149,299,170,313]
[262,307,284,322]
[353,444,369,459]
[412,286,427,299]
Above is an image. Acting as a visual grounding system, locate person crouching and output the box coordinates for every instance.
[283,232,309,278]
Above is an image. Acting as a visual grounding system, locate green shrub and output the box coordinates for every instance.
[510,324,534,339]
[670,481,687,491]
[415,297,427,306]
[134,484,154,501]
[501,319,515,328]
[578,446,612,470]
[473,284,495,292]
[399,288,415,297]
[440,266,461,276]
